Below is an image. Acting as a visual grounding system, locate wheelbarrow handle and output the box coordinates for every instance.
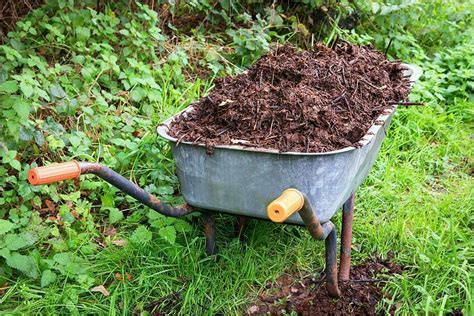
[267,189,333,240]
[267,188,341,298]
[28,160,194,217]
[266,189,305,223]
[29,161,81,185]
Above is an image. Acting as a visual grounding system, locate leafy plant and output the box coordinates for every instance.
[0,0,202,292]
[0,0,472,314]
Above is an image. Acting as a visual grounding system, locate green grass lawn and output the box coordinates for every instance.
[3,75,473,316]
[2,98,472,315]
[0,1,473,315]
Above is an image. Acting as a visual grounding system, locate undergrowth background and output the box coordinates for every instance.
[0,0,473,314]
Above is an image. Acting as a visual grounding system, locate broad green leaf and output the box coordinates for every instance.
[9,159,21,171]
[19,82,34,98]
[12,101,30,120]
[59,204,76,223]
[130,226,152,245]
[7,120,21,139]
[0,247,10,259]
[53,252,74,266]
[158,226,176,245]
[174,219,193,233]
[0,81,18,93]
[5,232,38,250]
[147,210,164,220]
[50,84,66,99]
[101,193,115,208]
[131,87,146,102]
[76,26,91,42]
[141,102,154,116]
[41,269,57,287]
[46,136,66,150]
[1,150,17,163]
[59,191,81,202]
[20,231,38,245]
[6,252,38,278]
[34,131,45,146]
[108,208,124,224]
[6,234,26,250]
[37,88,50,102]
[69,135,81,147]
[149,215,175,229]
[0,219,15,234]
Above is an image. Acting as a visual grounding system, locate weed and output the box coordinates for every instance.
[0,0,472,314]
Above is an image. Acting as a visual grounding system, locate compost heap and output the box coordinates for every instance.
[169,43,412,153]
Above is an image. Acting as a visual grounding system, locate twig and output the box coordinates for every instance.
[311,278,386,284]
[176,133,187,146]
[384,38,394,56]
[344,278,386,283]
[333,90,347,103]
[360,79,386,90]
[267,116,274,137]
[388,101,425,106]
[330,34,339,49]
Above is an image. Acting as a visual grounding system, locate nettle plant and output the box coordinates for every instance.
[0,1,201,286]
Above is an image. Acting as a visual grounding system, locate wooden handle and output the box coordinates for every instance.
[267,189,305,223]
[28,161,81,185]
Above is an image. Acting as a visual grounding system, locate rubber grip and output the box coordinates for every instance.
[267,189,305,223]
[28,161,81,185]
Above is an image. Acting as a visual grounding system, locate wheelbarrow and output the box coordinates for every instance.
[28,64,422,298]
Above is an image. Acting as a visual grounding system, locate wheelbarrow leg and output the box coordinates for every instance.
[203,212,217,256]
[339,192,355,281]
[325,227,341,297]
[234,216,247,241]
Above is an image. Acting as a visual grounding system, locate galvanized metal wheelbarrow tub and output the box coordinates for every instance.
[29,64,421,298]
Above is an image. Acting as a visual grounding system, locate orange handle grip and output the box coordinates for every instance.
[28,161,81,185]
[267,189,305,223]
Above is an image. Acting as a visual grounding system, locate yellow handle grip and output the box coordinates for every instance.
[267,189,304,223]
[28,161,81,185]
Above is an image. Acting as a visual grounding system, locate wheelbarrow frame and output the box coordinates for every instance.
[28,64,422,298]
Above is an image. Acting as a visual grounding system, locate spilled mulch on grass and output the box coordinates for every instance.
[169,43,412,153]
[246,257,403,315]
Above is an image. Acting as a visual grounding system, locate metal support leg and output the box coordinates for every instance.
[325,227,341,297]
[234,216,247,241]
[298,196,341,298]
[267,190,342,297]
[339,192,355,281]
[203,212,216,256]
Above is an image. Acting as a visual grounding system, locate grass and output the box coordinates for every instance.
[2,97,473,315]
[1,1,473,315]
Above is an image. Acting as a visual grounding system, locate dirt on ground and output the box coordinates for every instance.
[245,257,403,315]
[169,42,412,153]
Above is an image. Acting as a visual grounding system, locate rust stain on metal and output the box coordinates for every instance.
[78,162,194,217]
[341,246,351,256]
[325,229,341,298]
[340,193,355,281]
[295,193,341,297]
[234,216,247,241]
[327,263,341,297]
[203,212,216,255]
[79,162,103,173]
[149,195,161,205]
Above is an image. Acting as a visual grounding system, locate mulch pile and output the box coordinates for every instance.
[169,42,412,153]
[245,257,403,315]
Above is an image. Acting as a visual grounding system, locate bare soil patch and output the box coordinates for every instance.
[246,257,403,315]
